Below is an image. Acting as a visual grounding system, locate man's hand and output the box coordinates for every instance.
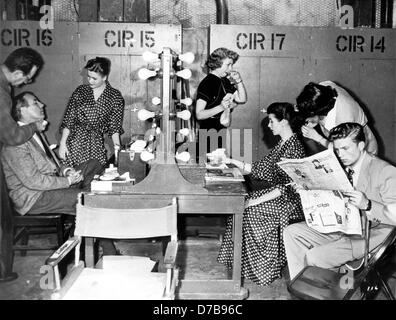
[67,170,83,185]
[342,190,369,210]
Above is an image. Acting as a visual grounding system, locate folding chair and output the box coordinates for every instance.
[46,195,179,300]
[288,211,396,300]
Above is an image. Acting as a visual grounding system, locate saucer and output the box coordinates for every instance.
[99,172,120,181]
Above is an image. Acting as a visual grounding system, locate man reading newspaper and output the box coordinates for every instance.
[282,123,396,280]
[278,144,361,235]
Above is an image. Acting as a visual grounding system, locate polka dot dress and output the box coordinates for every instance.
[60,83,124,167]
[217,134,306,286]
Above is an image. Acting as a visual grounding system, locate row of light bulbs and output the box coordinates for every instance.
[138,68,192,80]
[137,50,194,163]
[137,109,191,121]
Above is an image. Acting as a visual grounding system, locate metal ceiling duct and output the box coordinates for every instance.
[215,0,229,24]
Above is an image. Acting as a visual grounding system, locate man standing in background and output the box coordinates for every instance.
[0,47,45,282]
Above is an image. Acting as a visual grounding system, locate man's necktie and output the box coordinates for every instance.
[346,168,354,186]
[38,132,61,171]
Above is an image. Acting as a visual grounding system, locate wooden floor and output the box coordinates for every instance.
[1,234,395,300]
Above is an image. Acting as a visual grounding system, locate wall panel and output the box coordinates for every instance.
[0,21,77,144]
[210,25,396,162]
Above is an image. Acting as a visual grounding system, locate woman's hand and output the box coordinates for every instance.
[59,142,69,160]
[301,125,324,143]
[289,182,306,192]
[221,94,233,110]
[229,71,242,83]
[224,157,232,165]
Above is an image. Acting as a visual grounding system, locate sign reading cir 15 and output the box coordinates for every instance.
[104,30,155,48]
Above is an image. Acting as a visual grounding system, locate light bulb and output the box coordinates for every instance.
[180,97,192,106]
[140,150,155,162]
[130,140,146,152]
[138,109,155,121]
[179,128,189,136]
[142,51,159,62]
[178,52,195,64]
[177,110,191,120]
[138,68,157,80]
[176,151,191,162]
[152,96,161,105]
[176,69,192,80]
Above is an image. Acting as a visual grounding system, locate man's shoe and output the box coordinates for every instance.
[0,272,18,283]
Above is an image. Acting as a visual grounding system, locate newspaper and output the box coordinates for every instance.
[277,149,362,235]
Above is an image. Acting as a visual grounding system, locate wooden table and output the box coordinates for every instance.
[81,181,248,300]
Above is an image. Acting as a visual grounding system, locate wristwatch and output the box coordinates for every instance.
[363,199,372,211]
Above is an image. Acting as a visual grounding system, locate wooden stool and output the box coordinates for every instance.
[13,214,74,256]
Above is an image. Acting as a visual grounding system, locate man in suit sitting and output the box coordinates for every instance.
[284,122,396,280]
[1,91,104,216]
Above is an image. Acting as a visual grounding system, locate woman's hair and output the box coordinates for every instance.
[267,102,302,133]
[84,57,111,77]
[205,47,239,71]
[328,122,365,143]
[296,82,338,118]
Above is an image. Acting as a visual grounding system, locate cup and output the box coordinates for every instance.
[213,148,226,164]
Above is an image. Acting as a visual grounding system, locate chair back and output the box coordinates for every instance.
[75,196,177,240]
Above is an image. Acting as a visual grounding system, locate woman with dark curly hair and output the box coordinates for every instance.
[59,57,125,167]
[296,81,378,155]
[218,102,306,286]
[195,47,247,133]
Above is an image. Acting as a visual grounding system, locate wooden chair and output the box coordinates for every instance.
[13,212,74,256]
[46,195,179,300]
[287,223,396,300]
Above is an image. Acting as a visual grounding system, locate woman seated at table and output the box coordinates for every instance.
[217,102,305,286]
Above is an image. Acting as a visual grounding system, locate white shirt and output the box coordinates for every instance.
[347,151,367,187]
[18,121,45,153]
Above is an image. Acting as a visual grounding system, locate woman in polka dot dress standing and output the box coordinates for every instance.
[59,57,125,167]
[217,102,306,286]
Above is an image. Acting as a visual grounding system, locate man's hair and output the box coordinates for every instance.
[4,47,44,75]
[84,56,111,77]
[12,91,36,121]
[328,122,366,143]
[205,47,239,71]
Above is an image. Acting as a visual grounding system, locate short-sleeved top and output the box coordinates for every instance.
[60,82,125,166]
[319,80,378,154]
[196,73,236,131]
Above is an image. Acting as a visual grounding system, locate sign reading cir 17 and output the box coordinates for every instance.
[236,32,286,50]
